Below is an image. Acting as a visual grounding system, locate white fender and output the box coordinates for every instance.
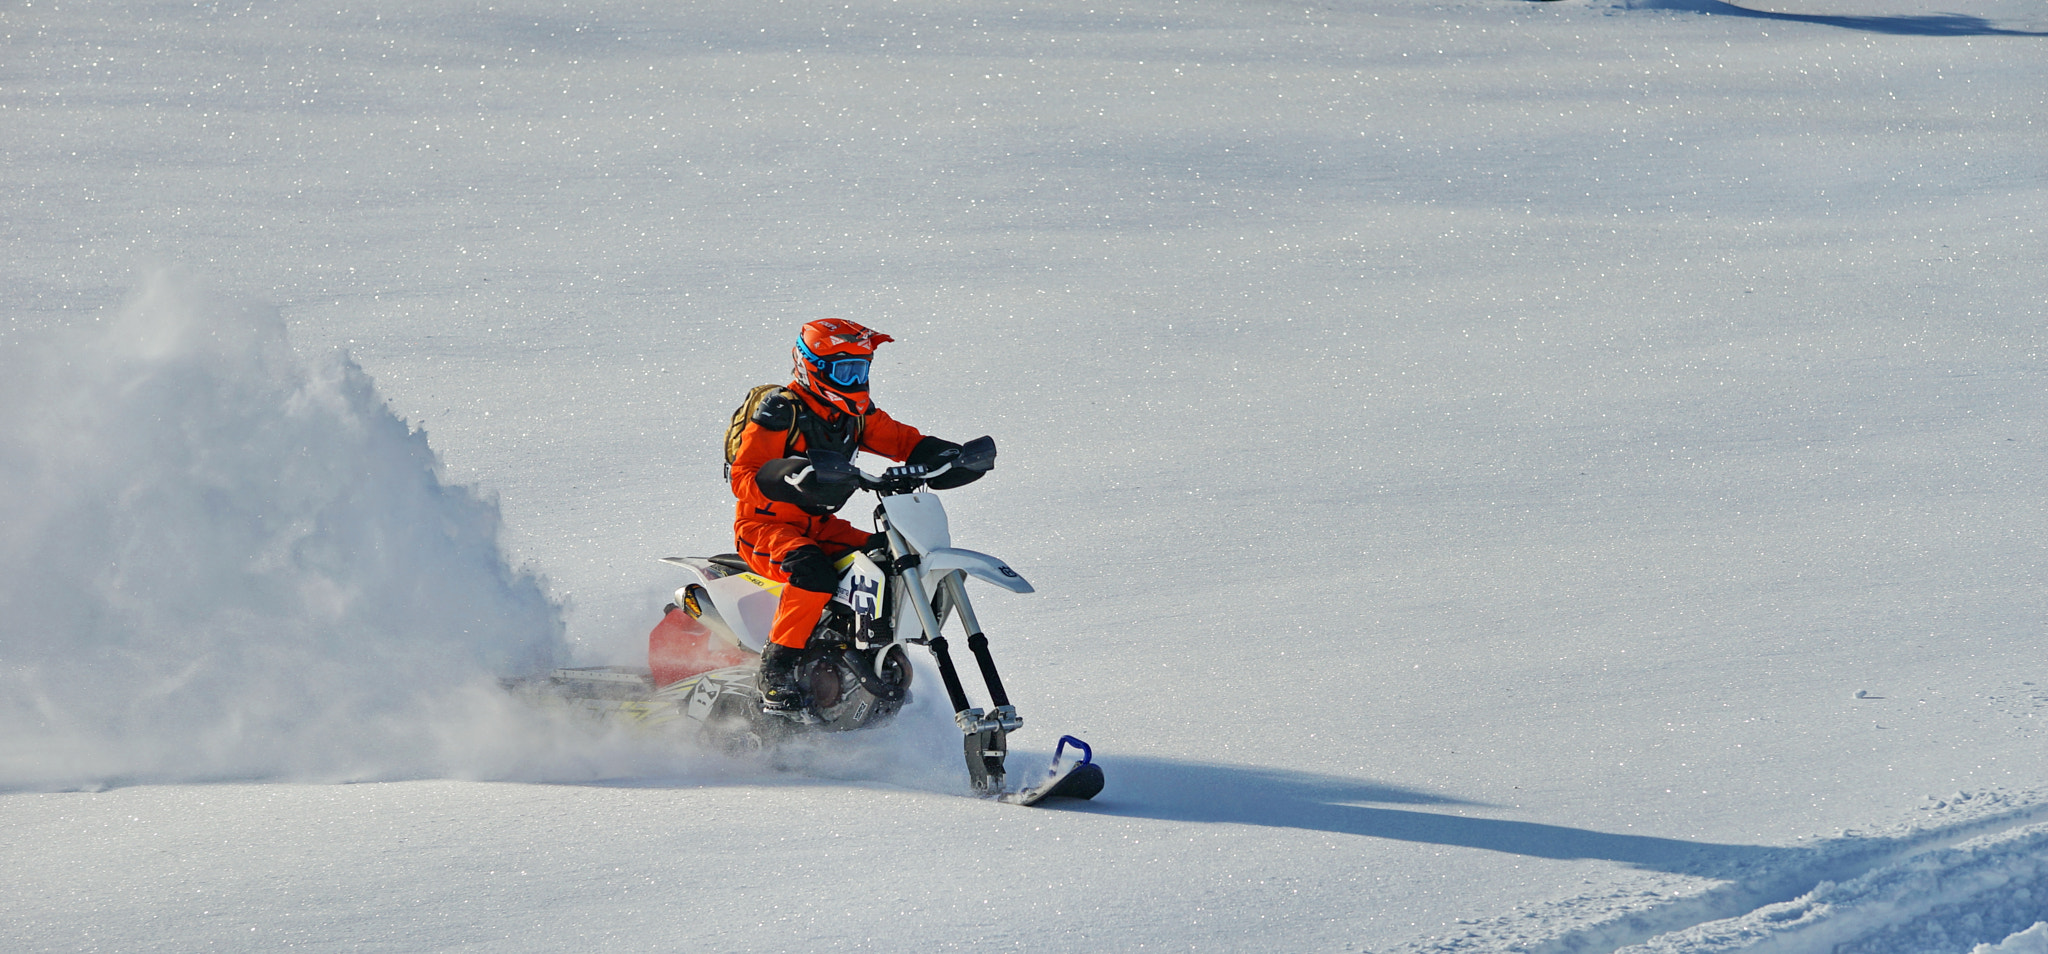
[922,547,1033,594]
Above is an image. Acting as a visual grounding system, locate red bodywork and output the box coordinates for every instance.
[648,608,755,688]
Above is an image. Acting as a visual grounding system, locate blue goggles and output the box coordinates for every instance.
[796,338,872,389]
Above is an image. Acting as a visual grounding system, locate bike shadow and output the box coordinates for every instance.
[1074,756,1800,879]
[1626,1,2048,37]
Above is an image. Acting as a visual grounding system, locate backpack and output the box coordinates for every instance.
[723,384,794,480]
[722,384,869,480]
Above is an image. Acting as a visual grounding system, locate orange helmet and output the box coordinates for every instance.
[791,318,894,416]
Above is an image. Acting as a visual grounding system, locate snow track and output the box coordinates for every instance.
[1405,793,2048,954]
[1625,824,2048,954]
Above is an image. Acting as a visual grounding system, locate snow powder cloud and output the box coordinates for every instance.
[0,271,572,789]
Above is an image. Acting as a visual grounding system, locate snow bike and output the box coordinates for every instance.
[534,437,1104,806]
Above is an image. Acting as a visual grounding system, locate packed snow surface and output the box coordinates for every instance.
[2,0,2043,951]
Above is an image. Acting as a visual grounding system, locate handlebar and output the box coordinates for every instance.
[811,435,997,496]
[861,464,937,495]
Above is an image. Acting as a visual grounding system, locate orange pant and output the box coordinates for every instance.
[736,511,872,649]
[764,585,833,650]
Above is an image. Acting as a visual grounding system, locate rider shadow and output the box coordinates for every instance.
[1076,757,1801,879]
[1626,1,2048,36]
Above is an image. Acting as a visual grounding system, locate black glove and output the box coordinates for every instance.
[778,545,838,593]
[908,437,987,490]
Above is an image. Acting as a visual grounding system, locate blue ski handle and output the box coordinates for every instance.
[1053,735,1093,767]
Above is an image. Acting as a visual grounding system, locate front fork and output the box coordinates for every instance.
[889,529,1022,795]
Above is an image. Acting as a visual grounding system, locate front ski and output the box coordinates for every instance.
[999,736,1105,807]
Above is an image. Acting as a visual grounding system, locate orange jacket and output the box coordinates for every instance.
[730,385,924,566]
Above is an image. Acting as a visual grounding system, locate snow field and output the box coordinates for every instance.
[4,0,2046,950]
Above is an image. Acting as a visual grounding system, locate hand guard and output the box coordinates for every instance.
[908,436,994,490]
[757,451,860,514]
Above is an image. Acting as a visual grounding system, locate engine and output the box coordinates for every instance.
[801,643,913,731]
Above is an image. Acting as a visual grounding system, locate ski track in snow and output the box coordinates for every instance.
[1399,790,2048,954]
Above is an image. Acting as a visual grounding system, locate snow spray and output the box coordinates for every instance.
[0,272,584,789]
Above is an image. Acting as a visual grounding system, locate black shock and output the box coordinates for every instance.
[965,633,1010,709]
[927,635,974,714]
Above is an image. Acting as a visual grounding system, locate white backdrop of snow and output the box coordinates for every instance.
[2,0,2044,951]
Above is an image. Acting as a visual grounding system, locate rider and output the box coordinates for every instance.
[729,318,983,715]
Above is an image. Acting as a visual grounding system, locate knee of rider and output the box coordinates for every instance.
[781,545,838,593]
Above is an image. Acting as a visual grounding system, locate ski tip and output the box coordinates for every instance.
[999,761,1105,807]
[1056,762,1105,801]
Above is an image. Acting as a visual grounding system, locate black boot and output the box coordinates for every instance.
[757,643,805,715]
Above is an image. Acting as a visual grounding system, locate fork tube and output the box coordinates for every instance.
[897,553,973,714]
[942,575,1011,709]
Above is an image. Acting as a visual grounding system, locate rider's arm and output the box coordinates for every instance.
[729,393,799,499]
[858,406,926,462]
[865,407,984,489]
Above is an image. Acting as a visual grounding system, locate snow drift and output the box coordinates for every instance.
[0,272,571,789]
